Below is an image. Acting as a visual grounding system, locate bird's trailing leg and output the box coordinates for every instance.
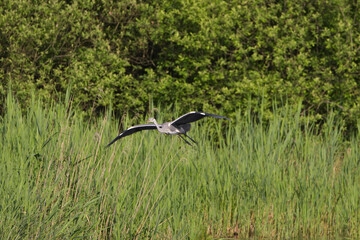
[184,133,197,145]
[178,135,192,146]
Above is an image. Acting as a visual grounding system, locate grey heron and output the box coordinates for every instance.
[106,111,230,147]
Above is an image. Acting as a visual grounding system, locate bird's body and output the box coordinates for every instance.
[106,111,230,147]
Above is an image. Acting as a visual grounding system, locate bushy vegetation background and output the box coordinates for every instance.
[1,0,359,124]
[1,1,360,238]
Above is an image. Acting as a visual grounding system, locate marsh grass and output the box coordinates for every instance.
[1,93,359,239]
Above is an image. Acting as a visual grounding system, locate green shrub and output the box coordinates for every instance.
[1,0,359,126]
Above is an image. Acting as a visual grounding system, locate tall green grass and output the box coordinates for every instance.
[1,93,359,239]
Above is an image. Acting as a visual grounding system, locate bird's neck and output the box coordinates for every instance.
[152,119,161,130]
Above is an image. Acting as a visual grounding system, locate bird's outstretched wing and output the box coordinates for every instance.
[106,124,157,147]
[170,111,230,126]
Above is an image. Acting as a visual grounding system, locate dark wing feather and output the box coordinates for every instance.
[106,124,157,147]
[170,111,230,126]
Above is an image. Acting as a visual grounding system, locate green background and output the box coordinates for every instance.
[1,0,359,124]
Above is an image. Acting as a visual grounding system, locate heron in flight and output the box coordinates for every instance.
[106,111,230,147]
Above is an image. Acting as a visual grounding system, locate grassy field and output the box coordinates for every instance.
[1,93,359,239]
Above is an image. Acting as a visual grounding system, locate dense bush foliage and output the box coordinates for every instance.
[1,0,359,124]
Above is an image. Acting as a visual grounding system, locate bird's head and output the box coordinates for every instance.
[146,117,156,123]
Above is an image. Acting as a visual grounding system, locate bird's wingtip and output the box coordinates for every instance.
[105,136,121,148]
[105,142,113,148]
[204,112,231,121]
